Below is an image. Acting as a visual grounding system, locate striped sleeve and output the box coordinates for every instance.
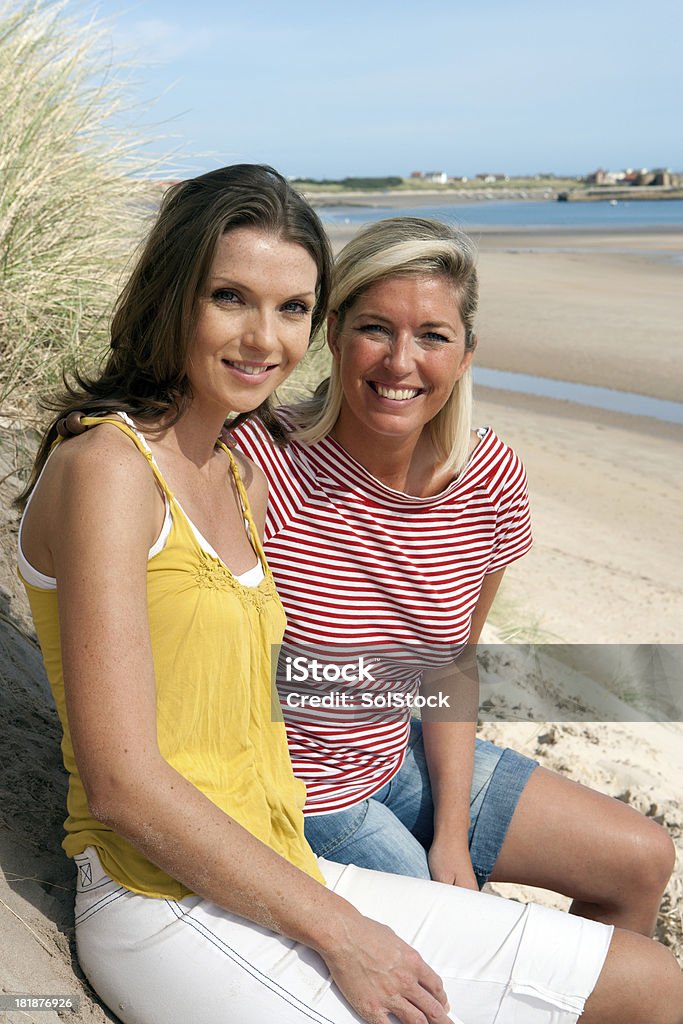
[484,442,533,573]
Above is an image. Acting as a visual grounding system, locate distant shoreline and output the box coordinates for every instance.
[324,220,683,260]
[305,188,556,208]
[304,186,683,209]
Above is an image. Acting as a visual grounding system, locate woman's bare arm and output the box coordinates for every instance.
[421,570,506,887]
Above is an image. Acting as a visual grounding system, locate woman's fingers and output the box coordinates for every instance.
[377,987,455,1024]
[411,954,448,1011]
[414,958,449,1012]
[323,916,454,1024]
[384,1003,453,1024]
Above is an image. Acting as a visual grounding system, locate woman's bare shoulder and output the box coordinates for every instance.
[23,423,161,575]
[39,422,158,508]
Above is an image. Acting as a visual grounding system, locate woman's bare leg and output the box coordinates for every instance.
[489,767,675,934]
[582,929,683,1024]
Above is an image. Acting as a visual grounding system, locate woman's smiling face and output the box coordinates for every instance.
[187,227,318,418]
[329,273,476,449]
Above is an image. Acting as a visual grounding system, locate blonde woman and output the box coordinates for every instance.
[231,217,676,939]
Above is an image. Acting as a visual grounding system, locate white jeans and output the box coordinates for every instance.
[74,847,612,1024]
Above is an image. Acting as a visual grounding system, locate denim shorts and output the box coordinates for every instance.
[304,721,538,888]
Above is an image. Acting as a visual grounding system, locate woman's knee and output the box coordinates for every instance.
[622,814,676,896]
[646,819,676,891]
[583,928,683,1024]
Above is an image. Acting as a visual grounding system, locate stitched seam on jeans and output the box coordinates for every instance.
[165,900,336,1024]
[405,721,423,755]
[314,803,370,858]
[470,865,488,889]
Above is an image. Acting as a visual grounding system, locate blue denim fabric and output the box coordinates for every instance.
[303,720,538,887]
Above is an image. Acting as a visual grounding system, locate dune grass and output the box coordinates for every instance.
[275,332,331,407]
[0,0,158,435]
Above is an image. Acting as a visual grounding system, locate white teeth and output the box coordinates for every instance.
[229,361,271,376]
[375,384,420,401]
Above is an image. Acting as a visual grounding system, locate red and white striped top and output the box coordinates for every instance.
[231,414,532,815]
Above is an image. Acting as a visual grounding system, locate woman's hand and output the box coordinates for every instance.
[428,837,478,891]
[320,911,455,1024]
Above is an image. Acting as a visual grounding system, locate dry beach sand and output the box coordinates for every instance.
[465,224,683,948]
[0,219,681,1020]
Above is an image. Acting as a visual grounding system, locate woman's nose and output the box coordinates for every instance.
[243,309,276,352]
[383,334,414,375]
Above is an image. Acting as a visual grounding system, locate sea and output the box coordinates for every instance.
[320,198,683,424]
[318,197,683,231]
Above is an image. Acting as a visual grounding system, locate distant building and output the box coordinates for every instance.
[585,168,628,185]
[638,168,673,186]
[408,171,449,184]
[586,167,675,187]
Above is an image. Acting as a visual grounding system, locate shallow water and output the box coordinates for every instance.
[320,198,683,231]
[474,367,683,425]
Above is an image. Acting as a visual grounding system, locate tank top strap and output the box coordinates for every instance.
[218,441,267,563]
[78,415,174,500]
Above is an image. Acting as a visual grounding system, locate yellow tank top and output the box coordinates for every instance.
[20,416,324,896]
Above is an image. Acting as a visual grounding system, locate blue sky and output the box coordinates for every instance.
[97,0,682,179]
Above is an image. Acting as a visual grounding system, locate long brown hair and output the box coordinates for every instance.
[18,164,332,508]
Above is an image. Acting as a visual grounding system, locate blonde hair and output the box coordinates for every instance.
[288,217,478,476]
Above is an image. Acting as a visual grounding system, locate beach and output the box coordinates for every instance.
[463,227,683,929]
[0,216,681,1019]
[473,226,683,646]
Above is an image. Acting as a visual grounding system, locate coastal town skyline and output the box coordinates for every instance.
[99,0,682,179]
[288,167,681,186]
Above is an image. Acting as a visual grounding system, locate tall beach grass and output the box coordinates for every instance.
[0,0,157,443]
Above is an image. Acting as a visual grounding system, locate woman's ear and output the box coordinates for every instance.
[455,332,477,380]
[327,311,341,361]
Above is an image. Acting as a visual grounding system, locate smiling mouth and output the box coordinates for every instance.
[369,382,423,401]
[224,360,278,376]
